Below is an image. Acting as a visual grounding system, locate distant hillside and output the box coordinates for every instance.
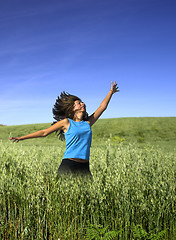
[0,117,176,151]
[92,117,176,141]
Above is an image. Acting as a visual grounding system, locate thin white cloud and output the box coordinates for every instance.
[0,98,52,110]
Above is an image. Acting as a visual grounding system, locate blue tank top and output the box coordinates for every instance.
[63,118,92,160]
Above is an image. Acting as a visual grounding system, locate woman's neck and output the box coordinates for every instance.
[73,112,84,122]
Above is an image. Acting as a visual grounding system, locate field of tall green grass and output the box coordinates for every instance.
[0,117,176,239]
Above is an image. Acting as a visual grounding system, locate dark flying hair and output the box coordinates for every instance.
[52,91,88,140]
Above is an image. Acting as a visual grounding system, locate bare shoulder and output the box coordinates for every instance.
[43,118,70,136]
[58,118,69,128]
[51,118,69,130]
[86,120,91,126]
[61,118,70,132]
[61,118,69,125]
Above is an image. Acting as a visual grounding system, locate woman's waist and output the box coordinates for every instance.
[64,158,89,163]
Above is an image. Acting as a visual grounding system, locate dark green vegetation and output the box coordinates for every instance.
[0,117,176,239]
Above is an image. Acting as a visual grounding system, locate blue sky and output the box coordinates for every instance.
[0,0,176,125]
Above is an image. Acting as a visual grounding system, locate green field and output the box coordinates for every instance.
[0,117,176,239]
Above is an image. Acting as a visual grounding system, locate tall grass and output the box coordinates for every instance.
[0,140,176,239]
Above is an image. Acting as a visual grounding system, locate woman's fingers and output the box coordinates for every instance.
[9,137,20,142]
[110,81,119,94]
[113,82,119,92]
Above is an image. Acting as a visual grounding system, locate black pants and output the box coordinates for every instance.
[57,159,92,177]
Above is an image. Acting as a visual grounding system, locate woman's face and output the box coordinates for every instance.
[73,100,86,113]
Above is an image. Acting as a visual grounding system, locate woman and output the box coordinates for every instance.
[9,81,119,177]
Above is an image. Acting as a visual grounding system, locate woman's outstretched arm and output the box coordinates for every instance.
[88,81,119,126]
[9,118,69,142]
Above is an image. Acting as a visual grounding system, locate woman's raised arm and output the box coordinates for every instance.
[9,118,69,142]
[88,81,119,127]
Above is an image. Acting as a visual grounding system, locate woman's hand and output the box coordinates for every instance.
[111,81,119,94]
[9,137,22,143]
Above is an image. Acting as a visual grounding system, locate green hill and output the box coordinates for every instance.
[0,117,176,151]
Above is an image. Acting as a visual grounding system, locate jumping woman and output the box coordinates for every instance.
[9,81,119,177]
